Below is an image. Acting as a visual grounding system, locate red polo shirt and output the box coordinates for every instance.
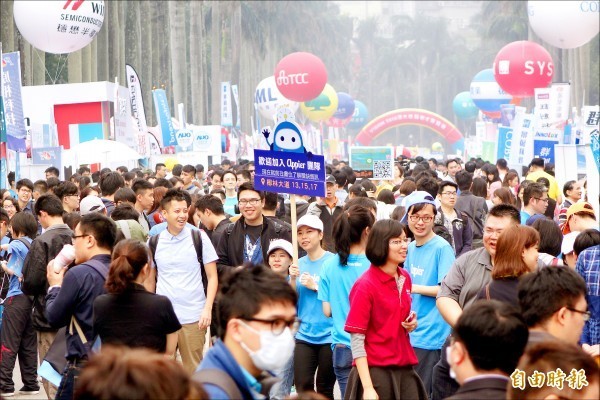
[345,265,418,367]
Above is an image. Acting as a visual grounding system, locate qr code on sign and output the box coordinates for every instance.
[373,160,393,179]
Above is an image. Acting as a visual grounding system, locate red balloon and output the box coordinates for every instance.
[493,41,554,98]
[274,52,328,102]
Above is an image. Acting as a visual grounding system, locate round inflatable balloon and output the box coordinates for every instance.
[164,157,179,171]
[333,92,355,119]
[493,41,554,98]
[431,142,444,152]
[13,0,105,54]
[347,100,369,130]
[274,52,328,102]
[528,1,599,49]
[470,69,513,112]
[255,76,299,122]
[300,84,338,122]
[452,91,479,120]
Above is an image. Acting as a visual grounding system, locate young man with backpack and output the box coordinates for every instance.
[435,181,473,257]
[45,213,117,400]
[147,188,218,374]
[195,266,297,399]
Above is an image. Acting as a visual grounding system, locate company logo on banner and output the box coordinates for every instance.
[125,64,149,157]
[221,82,233,127]
[152,89,176,149]
[497,126,513,161]
[533,140,556,164]
[175,129,193,150]
[231,84,241,129]
[1,52,26,152]
[32,146,61,166]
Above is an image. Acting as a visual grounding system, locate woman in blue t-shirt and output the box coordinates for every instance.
[289,214,336,399]
[318,205,375,398]
[0,212,39,395]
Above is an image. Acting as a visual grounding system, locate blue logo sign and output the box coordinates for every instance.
[533,140,556,165]
[254,149,325,197]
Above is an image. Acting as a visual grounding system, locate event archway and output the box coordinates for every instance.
[355,108,464,150]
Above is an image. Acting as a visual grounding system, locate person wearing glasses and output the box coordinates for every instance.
[21,195,72,400]
[344,219,426,400]
[518,266,589,348]
[435,181,473,257]
[401,191,455,398]
[216,182,291,270]
[54,181,80,214]
[196,266,298,400]
[45,213,117,400]
[520,183,549,225]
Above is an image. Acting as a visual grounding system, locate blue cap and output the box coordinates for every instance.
[401,191,437,224]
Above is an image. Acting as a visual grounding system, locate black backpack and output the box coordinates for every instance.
[148,229,207,296]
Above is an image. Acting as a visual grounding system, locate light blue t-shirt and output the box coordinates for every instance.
[296,251,334,345]
[318,253,370,349]
[405,234,455,350]
[520,211,531,225]
[224,196,238,216]
[6,237,32,298]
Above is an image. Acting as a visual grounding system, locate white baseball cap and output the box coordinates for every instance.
[297,214,324,231]
[267,239,293,258]
[79,195,106,216]
[561,231,581,255]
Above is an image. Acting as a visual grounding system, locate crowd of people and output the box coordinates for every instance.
[0,154,598,400]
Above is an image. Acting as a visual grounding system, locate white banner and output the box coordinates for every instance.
[126,64,150,157]
[220,82,233,127]
[581,105,600,145]
[509,106,535,166]
[231,84,241,129]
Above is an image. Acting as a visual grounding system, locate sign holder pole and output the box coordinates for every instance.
[290,194,298,265]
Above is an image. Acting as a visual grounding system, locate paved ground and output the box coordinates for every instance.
[9,358,47,399]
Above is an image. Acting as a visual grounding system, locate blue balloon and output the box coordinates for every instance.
[470,69,512,112]
[452,91,479,120]
[333,92,355,119]
[347,100,369,130]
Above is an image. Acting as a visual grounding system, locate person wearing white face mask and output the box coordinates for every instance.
[195,266,299,400]
[445,301,529,400]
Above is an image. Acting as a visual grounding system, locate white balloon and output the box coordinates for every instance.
[528,1,599,49]
[13,0,105,54]
[254,76,299,122]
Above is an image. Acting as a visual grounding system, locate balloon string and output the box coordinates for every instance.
[54,54,69,85]
[33,48,55,85]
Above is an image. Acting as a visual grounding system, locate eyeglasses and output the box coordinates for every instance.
[534,197,549,203]
[566,307,591,321]
[242,317,301,336]
[238,198,261,206]
[441,192,457,197]
[408,215,434,223]
[389,238,411,246]
[71,233,91,243]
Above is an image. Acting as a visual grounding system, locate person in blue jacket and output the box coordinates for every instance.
[196,266,298,400]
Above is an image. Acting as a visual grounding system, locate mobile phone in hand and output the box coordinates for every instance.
[405,311,416,323]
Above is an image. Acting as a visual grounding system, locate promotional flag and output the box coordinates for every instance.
[232,84,241,129]
[221,82,233,127]
[126,64,150,157]
[152,89,176,149]
[1,52,27,152]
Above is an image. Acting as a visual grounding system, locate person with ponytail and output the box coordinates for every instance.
[93,239,181,355]
[317,205,375,398]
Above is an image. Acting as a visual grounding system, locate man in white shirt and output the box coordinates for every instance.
[148,188,218,373]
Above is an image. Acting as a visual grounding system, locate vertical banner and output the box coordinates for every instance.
[500,104,516,127]
[581,106,599,144]
[508,107,535,167]
[231,84,241,129]
[220,82,233,127]
[152,89,176,149]
[497,126,513,161]
[1,52,27,152]
[125,64,150,157]
[551,83,570,129]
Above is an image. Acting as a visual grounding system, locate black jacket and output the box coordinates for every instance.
[445,376,508,400]
[216,216,292,273]
[22,223,73,331]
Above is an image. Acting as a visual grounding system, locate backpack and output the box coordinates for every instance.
[148,229,207,296]
[192,369,243,400]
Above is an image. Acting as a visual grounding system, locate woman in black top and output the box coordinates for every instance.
[477,225,540,308]
[94,239,181,355]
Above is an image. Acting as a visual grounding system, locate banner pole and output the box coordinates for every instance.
[290,194,298,265]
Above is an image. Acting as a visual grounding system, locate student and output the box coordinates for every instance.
[196,266,297,399]
[306,175,344,252]
[292,215,336,399]
[265,239,297,399]
[435,181,472,257]
[318,205,375,398]
[0,213,39,397]
[402,191,455,397]
[222,171,238,216]
[345,219,426,400]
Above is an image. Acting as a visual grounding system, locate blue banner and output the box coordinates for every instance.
[1,52,26,152]
[590,128,600,170]
[497,126,513,161]
[533,140,556,165]
[152,89,176,148]
[254,149,326,197]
